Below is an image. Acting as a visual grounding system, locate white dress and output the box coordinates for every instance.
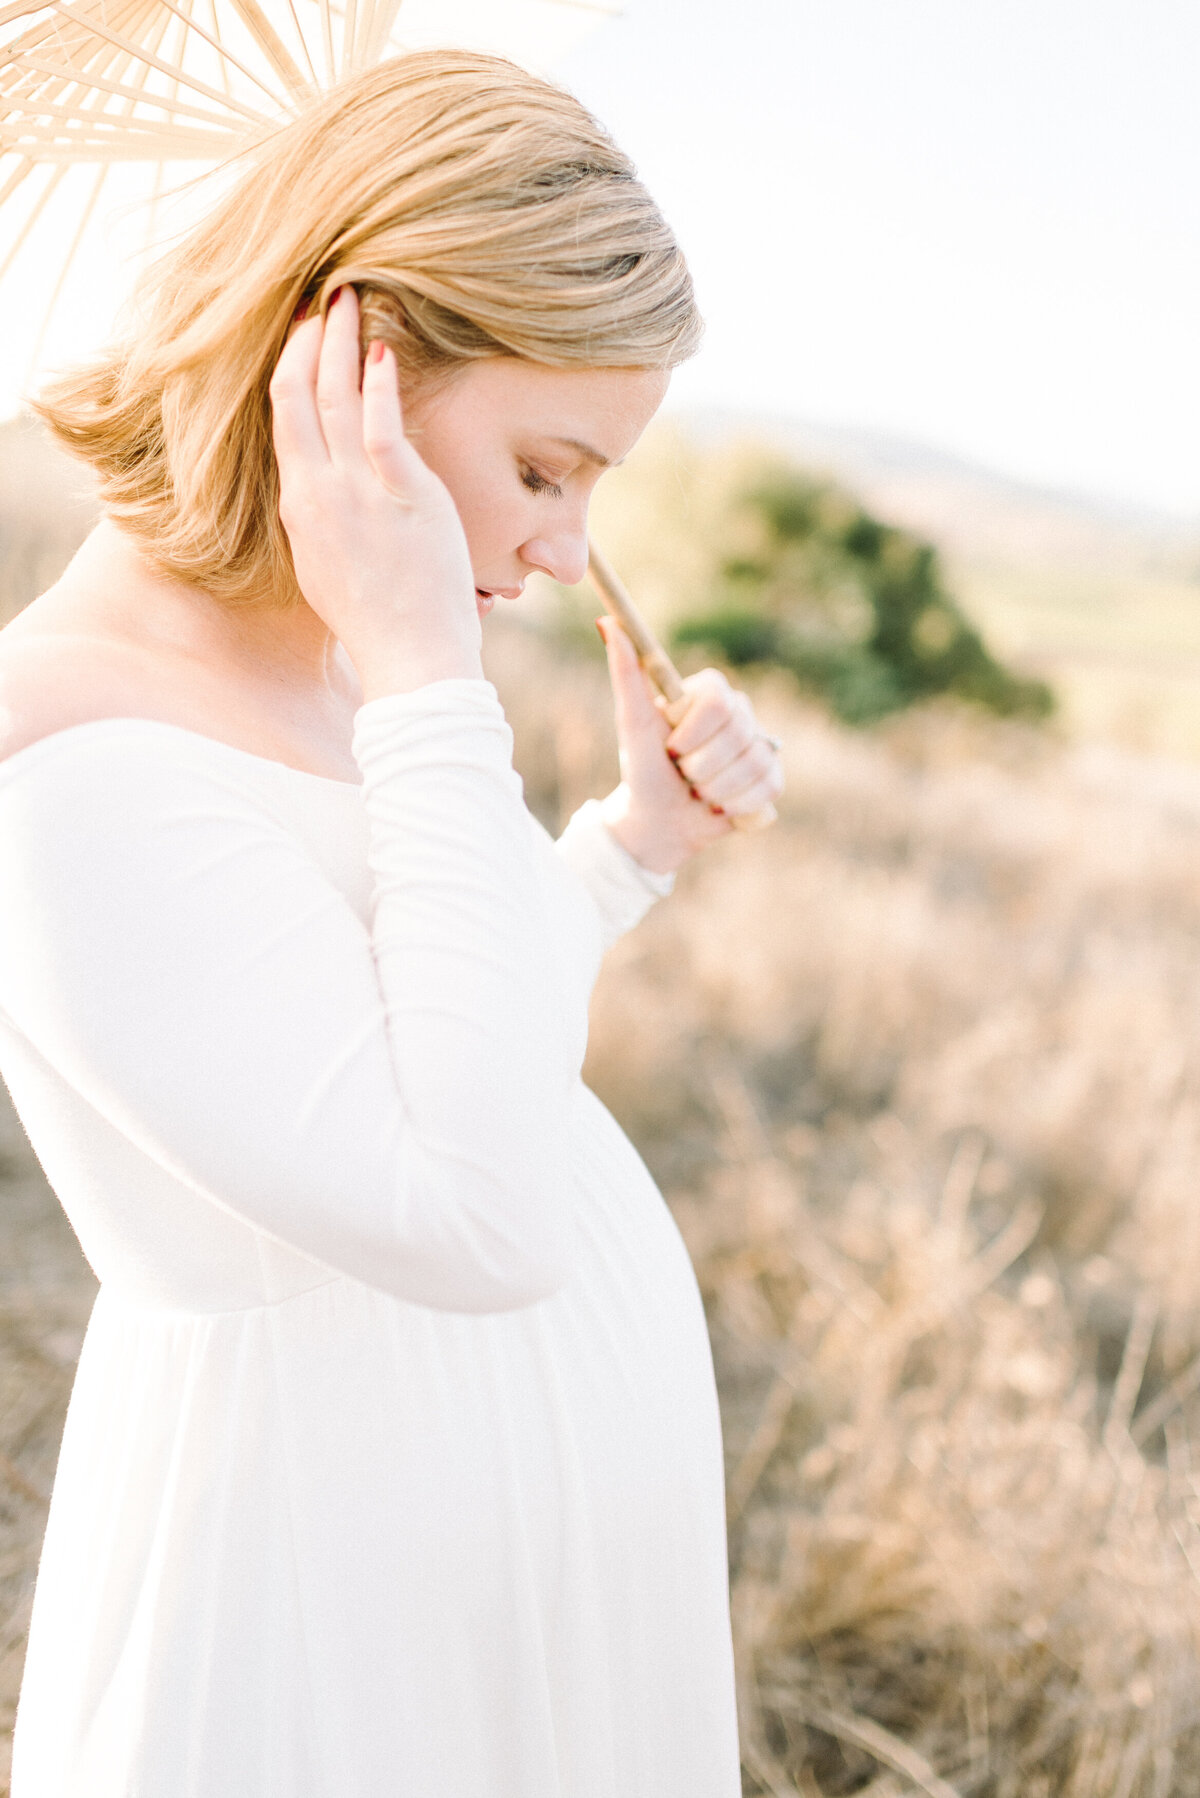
[0,679,740,1797]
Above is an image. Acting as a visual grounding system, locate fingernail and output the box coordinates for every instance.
[666,747,681,763]
[595,617,609,645]
[709,803,725,817]
[367,339,386,364]
[294,298,309,323]
[687,783,702,801]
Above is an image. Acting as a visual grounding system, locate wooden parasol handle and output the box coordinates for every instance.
[586,542,778,834]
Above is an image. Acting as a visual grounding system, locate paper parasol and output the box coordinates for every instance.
[0,0,778,830]
[0,0,620,382]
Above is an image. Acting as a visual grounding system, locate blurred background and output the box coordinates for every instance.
[2,2,1200,1793]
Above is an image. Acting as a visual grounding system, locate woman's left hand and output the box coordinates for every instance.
[595,614,784,876]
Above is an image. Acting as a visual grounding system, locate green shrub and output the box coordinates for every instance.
[670,469,1054,726]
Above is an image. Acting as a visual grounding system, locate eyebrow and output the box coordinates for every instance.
[545,435,621,469]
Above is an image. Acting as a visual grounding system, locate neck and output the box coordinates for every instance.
[73,519,348,693]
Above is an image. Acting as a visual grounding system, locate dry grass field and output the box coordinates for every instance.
[486,619,1200,1797]
[3,419,1200,1792]
[0,1106,94,1791]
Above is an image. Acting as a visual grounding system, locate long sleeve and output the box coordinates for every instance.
[0,683,587,1313]
[554,797,675,955]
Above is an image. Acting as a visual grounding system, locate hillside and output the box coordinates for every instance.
[662,406,1200,760]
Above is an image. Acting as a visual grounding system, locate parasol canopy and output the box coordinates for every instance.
[0,0,621,403]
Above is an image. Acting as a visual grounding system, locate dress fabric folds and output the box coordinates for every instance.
[0,680,740,1797]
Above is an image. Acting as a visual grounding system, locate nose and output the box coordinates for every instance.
[520,522,590,590]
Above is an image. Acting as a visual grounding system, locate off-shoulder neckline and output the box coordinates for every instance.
[0,716,364,791]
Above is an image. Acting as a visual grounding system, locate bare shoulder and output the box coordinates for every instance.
[0,610,143,766]
[0,530,366,783]
[0,522,217,770]
[0,589,367,785]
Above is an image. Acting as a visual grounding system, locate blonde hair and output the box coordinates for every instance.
[34,49,701,608]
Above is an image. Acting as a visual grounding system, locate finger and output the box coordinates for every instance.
[690,737,784,809]
[599,616,670,754]
[361,341,403,472]
[314,285,367,464]
[361,341,423,495]
[269,315,330,469]
[673,706,758,786]
[663,669,750,758]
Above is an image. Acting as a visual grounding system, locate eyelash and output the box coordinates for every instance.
[521,466,564,500]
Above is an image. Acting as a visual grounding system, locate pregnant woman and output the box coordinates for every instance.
[0,50,782,1796]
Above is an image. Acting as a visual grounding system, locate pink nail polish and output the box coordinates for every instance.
[366,339,386,364]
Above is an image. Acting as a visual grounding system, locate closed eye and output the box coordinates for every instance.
[521,466,565,500]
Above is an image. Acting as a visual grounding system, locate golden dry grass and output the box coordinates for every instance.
[0,1101,95,1797]
[487,616,1200,1795]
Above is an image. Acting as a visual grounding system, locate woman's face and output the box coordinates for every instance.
[401,359,669,617]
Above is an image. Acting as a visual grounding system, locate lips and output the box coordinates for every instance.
[475,584,524,615]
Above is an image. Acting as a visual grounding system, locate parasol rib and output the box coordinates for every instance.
[0,154,33,206]
[6,86,245,131]
[372,0,406,67]
[0,157,64,278]
[4,55,255,127]
[26,14,148,357]
[224,0,314,103]
[203,0,233,96]
[272,0,317,88]
[3,4,189,144]
[358,0,404,70]
[0,0,53,25]
[138,0,295,111]
[23,0,158,112]
[4,125,241,157]
[316,0,334,91]
[42,3,276,125]
[25,154,103,361]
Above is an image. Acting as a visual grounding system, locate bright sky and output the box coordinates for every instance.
[1,0,1196,521]
[558,0,1200,522]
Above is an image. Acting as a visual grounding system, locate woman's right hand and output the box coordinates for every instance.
[269,286,484,699]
